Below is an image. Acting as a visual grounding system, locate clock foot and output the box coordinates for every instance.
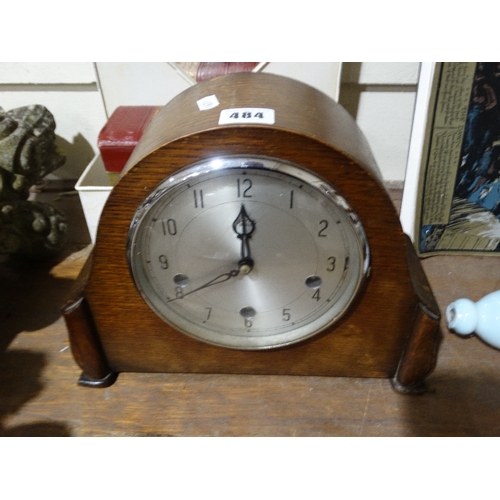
[391,301,440,395]
[390,377,428,395]
[78,371,118,388]
[63,275,117,389]
[388,237,442,395]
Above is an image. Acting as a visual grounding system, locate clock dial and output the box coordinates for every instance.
[128,156,370,349]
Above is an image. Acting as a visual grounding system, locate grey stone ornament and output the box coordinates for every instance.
[0,104,67,257]
[0,200,67,257]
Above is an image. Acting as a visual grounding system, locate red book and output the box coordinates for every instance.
[98,106,160,175]
[196,62,259,82]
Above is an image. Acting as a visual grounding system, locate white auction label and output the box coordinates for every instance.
[218,108,275,125]
[197,95,220,111]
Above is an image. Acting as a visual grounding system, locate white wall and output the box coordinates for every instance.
[0,63,107,180]
[0,62,420,183]
[339,62,419,183]
[95,63,192,116]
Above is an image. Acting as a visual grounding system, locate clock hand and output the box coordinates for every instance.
[232,204,256,272]
[168,205,255,303]
[167,268,240,302]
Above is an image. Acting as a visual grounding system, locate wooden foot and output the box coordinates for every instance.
[78,371,118,388]
[391,377,427,395]
[390,238,442,395]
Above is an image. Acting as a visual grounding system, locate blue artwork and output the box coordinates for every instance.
[419,63,500,254]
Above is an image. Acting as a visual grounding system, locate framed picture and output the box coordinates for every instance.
[401,62,500,256]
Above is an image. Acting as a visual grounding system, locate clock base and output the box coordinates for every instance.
[63,235,441,394]
[74,370,430,394]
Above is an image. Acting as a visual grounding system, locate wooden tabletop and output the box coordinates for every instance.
[1,188,500,437]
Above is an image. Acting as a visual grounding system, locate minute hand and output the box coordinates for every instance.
[167,269,240,302]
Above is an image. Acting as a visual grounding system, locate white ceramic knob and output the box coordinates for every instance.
[446,290,500,349]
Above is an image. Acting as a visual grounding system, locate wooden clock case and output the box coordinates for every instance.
[63,72,441,393]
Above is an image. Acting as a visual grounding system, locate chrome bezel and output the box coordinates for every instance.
[127,156,370,350]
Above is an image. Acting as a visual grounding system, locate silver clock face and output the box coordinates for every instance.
[127,157,370,350]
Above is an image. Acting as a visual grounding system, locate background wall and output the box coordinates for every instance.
[339,62,419,183]
[0,62,420,183]
[0,63,107,180]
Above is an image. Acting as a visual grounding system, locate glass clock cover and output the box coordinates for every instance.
[128,156,370,350]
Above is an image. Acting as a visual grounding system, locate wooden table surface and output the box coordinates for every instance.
[1,188,500,437]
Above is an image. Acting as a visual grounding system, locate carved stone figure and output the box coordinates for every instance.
[0,105,67,257]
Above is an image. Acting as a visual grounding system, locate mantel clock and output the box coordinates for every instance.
[63,72,441,393]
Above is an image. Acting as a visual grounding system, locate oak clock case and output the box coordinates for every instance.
[63,72,441,393]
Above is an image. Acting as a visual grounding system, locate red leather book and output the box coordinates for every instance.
[98,106,160,175]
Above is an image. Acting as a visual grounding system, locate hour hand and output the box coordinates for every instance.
[232,204,255,273]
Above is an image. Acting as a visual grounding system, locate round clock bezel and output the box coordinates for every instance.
[127,155,370,350]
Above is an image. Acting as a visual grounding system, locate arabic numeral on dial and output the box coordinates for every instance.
[282,308,291,321]
[237,178,252,198]
[175,286,184,299]
[162,219,177,236]
[158,255,169,269]
[318,220,328,237]
[312,289,321,301]
[289,190,294,209]
[327,256,336,271]
[204,307,212,322]
[244,318,252,328]
[193,189,204,208]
